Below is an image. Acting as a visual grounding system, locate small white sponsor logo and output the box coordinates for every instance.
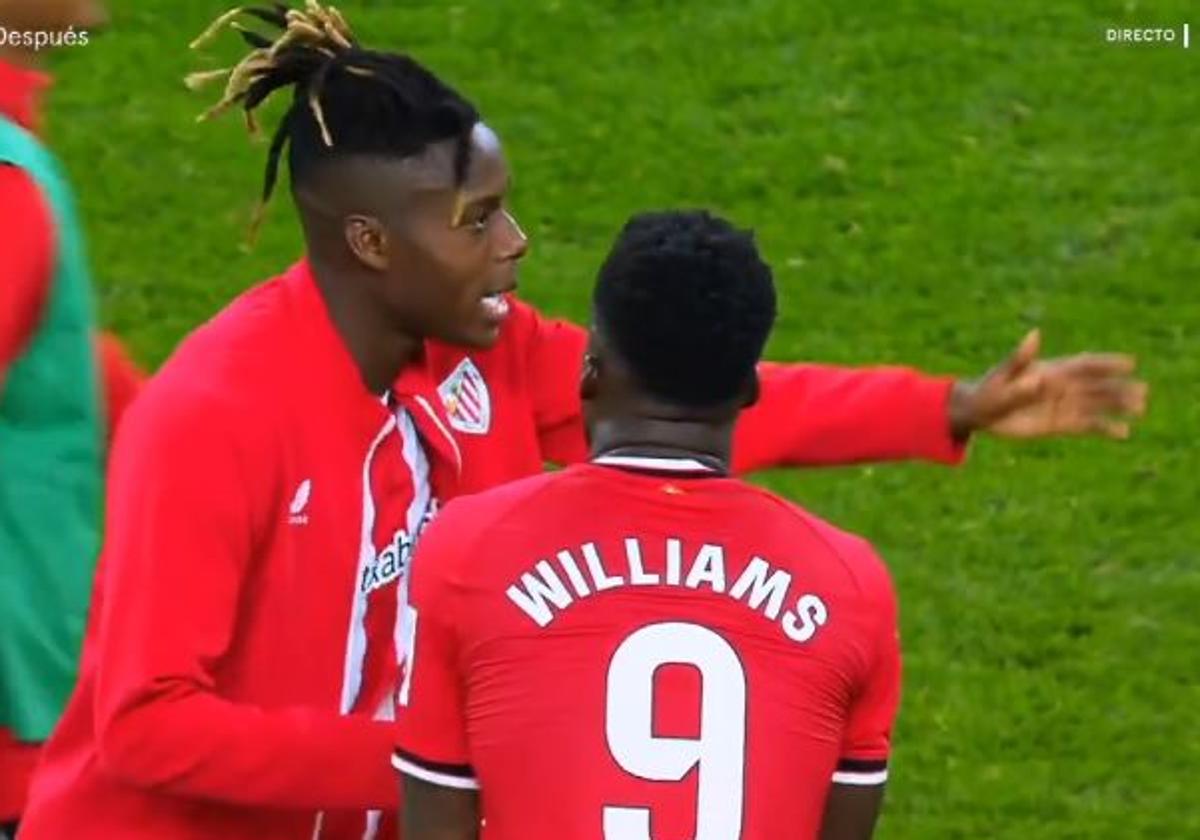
[288,479,312,525]
[361,528,413,594]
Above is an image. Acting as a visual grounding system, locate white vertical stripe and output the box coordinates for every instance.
[412,394,462,473]
[360,810,381,840]
[397,608,418,707]
[311,811,325,840]
[394,408,432,677]
[338,415,397,714]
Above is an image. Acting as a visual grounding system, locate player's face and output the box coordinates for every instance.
[0,0,107,30]
[378,125,528,349]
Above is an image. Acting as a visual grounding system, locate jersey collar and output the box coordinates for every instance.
[591,453,725,478]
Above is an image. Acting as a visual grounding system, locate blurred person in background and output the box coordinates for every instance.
[0,0,143,834]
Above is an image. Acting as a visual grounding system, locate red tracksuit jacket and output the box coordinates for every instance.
[19,260,961,839]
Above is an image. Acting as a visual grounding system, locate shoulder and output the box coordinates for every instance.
[429,470,564,542]
[734,482,894,603]
[155,275,292,391]
[122,276,296,447]
[416,471,568,571]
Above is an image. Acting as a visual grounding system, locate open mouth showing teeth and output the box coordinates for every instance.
[480,292,511,320]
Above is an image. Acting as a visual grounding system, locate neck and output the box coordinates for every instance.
[309,257,422,395]
[589,417,735,473]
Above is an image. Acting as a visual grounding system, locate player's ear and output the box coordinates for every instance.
[580,352,601,401]
[345,215,389,271]
[740,371,760,409]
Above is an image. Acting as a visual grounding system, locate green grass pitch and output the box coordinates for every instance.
[43,1,1199,836]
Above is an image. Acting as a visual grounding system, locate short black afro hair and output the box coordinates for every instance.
[593,210,777,408]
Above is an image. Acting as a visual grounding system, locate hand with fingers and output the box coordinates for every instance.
[948,330,1149,442]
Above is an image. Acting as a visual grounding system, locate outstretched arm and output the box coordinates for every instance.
[522,303,968,468]
[519,301,1146,470]
[735,329,1147,471]
[732,362,964,471]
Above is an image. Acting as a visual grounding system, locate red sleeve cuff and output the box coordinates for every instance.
[914,376,969,466]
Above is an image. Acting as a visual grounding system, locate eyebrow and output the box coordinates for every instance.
[472,175,511,202]
[450,178,510,225]
[470,195,504,212]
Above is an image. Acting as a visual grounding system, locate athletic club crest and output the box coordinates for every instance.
[438,358,492,435]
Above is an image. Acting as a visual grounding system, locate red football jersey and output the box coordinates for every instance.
[393,455,901,840]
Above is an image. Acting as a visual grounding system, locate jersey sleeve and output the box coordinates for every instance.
[834,555,902,787]
[0,165,53,387]
[392,514,477,790]
[733,362,966,472]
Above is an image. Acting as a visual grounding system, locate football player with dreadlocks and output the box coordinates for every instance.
[20,4,1145,839]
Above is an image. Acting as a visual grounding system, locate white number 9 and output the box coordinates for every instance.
[604,622,746,840]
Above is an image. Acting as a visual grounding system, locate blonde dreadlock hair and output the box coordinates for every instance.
[187,2,480,238]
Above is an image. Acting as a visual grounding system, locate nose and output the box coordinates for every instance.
[497,209,529,262]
